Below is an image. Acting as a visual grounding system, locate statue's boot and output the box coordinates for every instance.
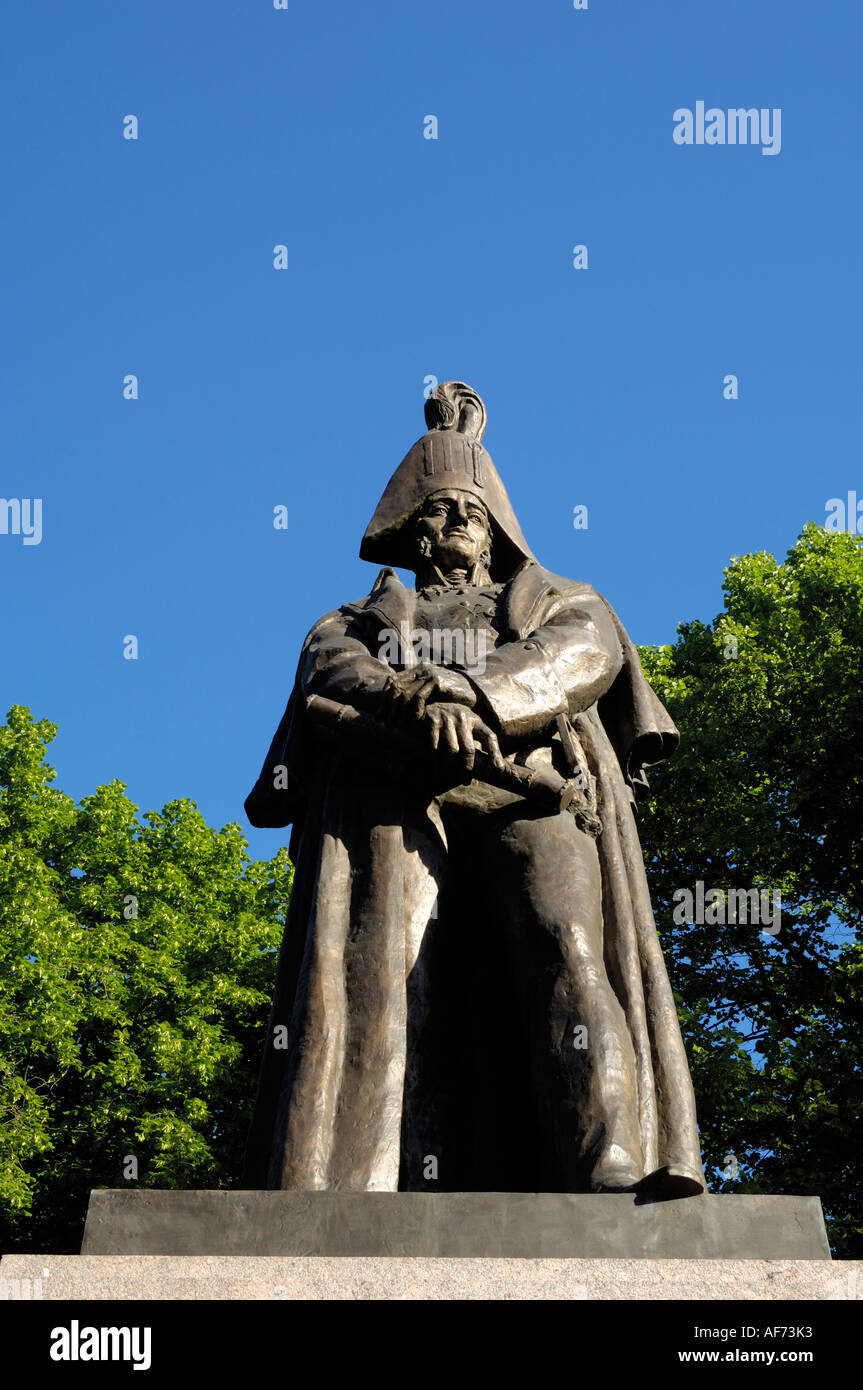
[589,1140,643,1193]
[635,1164,705,1200]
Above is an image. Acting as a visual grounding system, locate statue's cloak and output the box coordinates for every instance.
[242,561,705,1194]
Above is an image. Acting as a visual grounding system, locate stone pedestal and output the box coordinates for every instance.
[78,1189,831,1260]
[2,1254,856,1302]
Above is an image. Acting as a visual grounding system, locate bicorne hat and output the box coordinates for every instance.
[359,382,536,581]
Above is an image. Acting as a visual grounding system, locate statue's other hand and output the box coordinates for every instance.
[380,662,476,724]
[423,703,504,776]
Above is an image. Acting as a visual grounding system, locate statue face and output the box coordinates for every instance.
[416,489,491,573]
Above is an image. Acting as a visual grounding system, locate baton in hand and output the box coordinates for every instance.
[305,693,601,834]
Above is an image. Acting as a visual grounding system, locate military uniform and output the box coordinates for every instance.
[243,384,705,1197]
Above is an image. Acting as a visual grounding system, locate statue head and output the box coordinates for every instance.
[360,382,535,582]
[414,488,492,581]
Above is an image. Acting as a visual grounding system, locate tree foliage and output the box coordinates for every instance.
[638,523,863,1256]
[0,707,289,1253]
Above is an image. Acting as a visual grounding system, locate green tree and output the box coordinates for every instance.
[638,523,863,1256]
[0,706,289,1253]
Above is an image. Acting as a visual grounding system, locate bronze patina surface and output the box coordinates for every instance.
[243,382,706,1199]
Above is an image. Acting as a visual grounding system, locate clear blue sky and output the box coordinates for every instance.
[2,0,861,858]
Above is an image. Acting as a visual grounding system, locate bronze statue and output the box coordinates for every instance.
[243,382,705,1199]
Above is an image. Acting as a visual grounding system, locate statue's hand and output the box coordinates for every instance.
[381,662,476,723]
[422,703,504,776]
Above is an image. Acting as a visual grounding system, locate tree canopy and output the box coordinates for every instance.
[0,707,289,1253]
[637,523,863,1256]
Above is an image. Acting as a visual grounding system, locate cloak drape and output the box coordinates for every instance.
[242,562,705,1194]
